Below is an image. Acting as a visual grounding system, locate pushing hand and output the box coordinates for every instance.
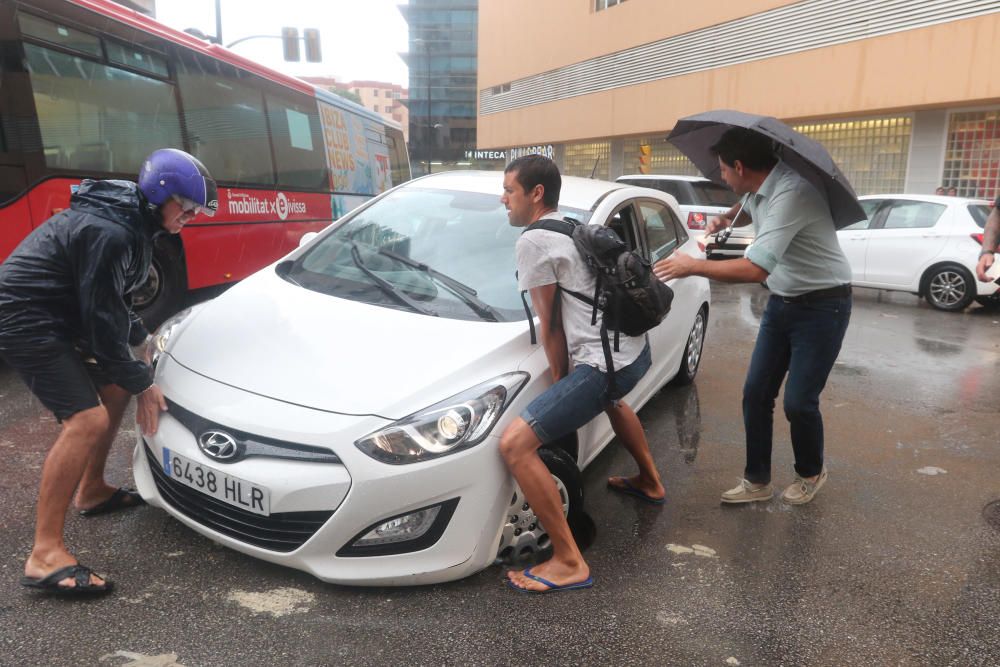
[136,384,168,435]
[976,253,995,283]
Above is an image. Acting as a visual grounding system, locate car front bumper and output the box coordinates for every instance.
[133,355,514,586]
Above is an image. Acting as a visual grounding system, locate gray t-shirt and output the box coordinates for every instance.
[516,215,645,372]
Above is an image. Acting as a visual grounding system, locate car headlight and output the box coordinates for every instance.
[149,306,195,367]
[355,372,529,464]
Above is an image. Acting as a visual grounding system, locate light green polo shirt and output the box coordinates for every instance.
[743,160,852,297]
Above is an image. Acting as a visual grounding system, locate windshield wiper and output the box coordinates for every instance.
[348,241,438,317]
[377,248,501,322]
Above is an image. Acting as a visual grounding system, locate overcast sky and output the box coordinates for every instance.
[154,0,411,86]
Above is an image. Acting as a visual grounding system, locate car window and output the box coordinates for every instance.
[968,204,992,228]
[689,181,739,206]
[607,203,640,252]
[638,200,680,261]
[842,199,882,230]
[619,178,686,203]
[881,201,947,230]
[286,187,591,321]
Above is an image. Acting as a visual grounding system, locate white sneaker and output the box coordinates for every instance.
[781,469,828,505]
[721,479,773,504]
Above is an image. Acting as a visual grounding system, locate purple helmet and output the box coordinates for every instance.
[138,148,218,217]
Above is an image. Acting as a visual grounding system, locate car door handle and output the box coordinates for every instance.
[847,235,865,240]
[921,233,943,238]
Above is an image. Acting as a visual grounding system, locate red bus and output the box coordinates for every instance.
[0,0,410,324]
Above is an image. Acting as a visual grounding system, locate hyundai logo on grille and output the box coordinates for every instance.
[198,430,239,461]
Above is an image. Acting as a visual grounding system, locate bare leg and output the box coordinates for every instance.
[499,418,590,591]
[75,384,132,509]
[24,406,111,588]
[606,401,665,500]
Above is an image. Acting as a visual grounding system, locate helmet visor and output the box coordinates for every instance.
[172,194,215,218]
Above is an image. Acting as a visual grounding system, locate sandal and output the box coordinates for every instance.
[79,487,145,517]
[21,564,114,596]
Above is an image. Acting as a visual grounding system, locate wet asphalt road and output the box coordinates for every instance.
[2,282,1000,666]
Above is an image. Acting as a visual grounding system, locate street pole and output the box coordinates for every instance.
[215,0,223,45]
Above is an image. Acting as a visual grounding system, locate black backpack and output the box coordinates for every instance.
[520,217,674,397]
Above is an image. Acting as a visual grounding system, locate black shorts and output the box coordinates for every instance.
[0,339,112,421]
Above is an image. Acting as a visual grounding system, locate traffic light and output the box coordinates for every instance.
[281,27,300,62]
[304,28,322,63]
[639,144,651,174]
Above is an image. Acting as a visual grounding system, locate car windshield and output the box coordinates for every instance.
[689,181,739,206]
[968,204,992,228]
[282,187,591,321]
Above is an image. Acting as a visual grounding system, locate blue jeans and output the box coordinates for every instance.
[742,294,851,484]
[522,343,652,444]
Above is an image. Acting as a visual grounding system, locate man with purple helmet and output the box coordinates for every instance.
[0,148,216,596]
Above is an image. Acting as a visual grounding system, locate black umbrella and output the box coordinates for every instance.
[667,109,866,230]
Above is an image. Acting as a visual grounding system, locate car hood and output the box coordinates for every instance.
[167,268,531,418]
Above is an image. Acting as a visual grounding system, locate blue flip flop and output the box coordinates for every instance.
[507,567,594,594]
[607,478,666,505]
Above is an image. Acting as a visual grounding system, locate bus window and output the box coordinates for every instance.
[18,12,101,58]
[176,56,275,187]
[386,126,409,188]
[266,93,328,191]
[23,43,182,175]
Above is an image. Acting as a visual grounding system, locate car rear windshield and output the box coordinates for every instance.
[283,188,591,321]
[968,204,992,228]
[689,181,739,206]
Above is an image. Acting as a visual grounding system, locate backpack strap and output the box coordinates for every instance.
[523,217,576,236]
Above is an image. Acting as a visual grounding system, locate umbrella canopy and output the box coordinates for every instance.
[667,109,866,229]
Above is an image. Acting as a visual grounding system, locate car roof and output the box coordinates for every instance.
[860,194,992,205]
[410,170,633,211]
[617,174,711,183]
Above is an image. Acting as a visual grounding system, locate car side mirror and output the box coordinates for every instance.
[298,232,319,248]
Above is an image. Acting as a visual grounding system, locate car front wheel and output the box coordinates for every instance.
[924,265,975,312]
[496,447,582,564]
[671,305,707,385]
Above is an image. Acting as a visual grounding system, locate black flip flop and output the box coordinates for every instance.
[79,487,145,517]
[607,478,666,505]
[21,564,114,596]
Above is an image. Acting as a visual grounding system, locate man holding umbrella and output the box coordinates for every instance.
[655,120,855,505]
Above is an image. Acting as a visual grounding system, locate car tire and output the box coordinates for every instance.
[923,264,975,312]
[671,305,707,386]
[133,240,186,331]
[496,447,583,565]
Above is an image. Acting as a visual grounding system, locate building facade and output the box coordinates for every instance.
[477,0,1000,198]
[400,0,478,176]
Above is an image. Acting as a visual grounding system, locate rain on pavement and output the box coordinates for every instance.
[2,282,1000,666]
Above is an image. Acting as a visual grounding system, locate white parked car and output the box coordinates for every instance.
[837,194,998,311]
[615,174,745,258]
[133,172,711,586]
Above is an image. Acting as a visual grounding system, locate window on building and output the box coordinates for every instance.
[373,89,379,97]
[564,141,611,180]
[623,136,700,176]
[943,110,1000,199]
[373,105,379,113]
[794,116,912,196]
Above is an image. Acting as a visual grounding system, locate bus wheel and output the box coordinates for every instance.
[134,243,185,331]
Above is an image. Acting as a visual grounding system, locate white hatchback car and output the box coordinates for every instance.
[133,172,711,586]
[837,195,997,311]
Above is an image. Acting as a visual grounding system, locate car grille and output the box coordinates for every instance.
[145,445,334,553]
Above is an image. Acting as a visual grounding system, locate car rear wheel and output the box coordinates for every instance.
[671,306,707,385]
[924,265,975,312]
[495,447,582,565]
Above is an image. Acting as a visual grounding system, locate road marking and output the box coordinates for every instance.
[917,466,947,476]
[99,651,183,666]
[667,543,718,558]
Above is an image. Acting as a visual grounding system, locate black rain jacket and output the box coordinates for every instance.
[0,179,161,394]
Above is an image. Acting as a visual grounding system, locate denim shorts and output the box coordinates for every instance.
[521,342,652,444]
